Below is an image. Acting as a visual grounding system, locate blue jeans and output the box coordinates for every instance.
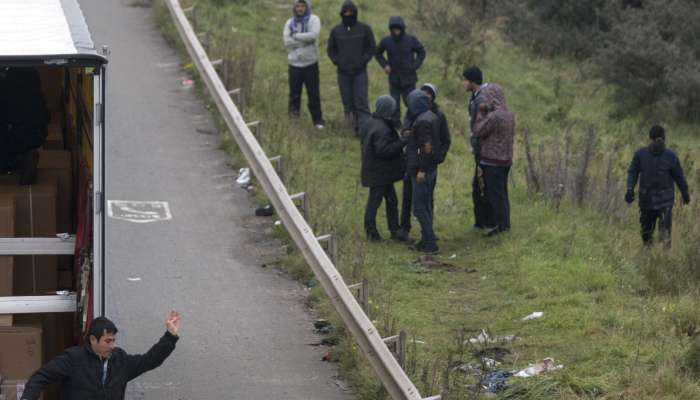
[411,170,437,244]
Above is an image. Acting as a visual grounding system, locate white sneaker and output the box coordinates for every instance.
[315,124,325,130]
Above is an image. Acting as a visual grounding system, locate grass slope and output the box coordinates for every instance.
[154,0,700,398]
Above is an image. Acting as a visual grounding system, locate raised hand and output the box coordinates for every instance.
[165,310,181,337]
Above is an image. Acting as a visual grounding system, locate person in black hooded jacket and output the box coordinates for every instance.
[327,0,376,132]
[626,125,690,246]
[360,95,407,241]
[375,16,426,127]
[20,312,180,400]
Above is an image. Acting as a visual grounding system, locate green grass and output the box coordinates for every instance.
[153,0,700,398]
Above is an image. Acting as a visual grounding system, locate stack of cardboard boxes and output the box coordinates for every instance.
[0,71,73,399]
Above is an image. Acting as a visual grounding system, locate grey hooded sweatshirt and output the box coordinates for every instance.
[283,0,321,68]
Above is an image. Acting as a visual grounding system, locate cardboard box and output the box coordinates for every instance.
[44,124,64,150]
[0,175,57,238]
[0,197,14,298]
[0,315,12,327]
[0,175,58,296]
[0,379,44,400]
[37,150,72,233]
[0,324,42,381]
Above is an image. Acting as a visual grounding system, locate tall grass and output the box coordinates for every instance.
[153,0,700,398]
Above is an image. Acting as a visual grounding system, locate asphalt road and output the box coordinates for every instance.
[79,1,350,398]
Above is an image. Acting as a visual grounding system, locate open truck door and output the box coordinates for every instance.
[0,1,107,396]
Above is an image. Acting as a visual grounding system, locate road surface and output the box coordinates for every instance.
[80,1,350,398]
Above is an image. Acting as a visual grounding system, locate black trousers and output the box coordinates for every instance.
[288,63,323,125]
[482,165,511,232]
[365,184,400,235]
[400,174,412,232]
[472,160,494,228]
[640,207,672,245]
[337,69,370,129]
[389,81,415,127]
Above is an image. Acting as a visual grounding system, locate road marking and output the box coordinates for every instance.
[107,200,172,224]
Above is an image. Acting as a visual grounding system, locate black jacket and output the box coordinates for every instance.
[627,145,689,210]
[361,115,405,187]
[432,103,451,164]
[21,332,178,400]
[375,17,426,87]
[406,110,441,176]
[327,3,376,76]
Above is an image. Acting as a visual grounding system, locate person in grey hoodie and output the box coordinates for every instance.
[283,0,325,129]
[327,0,376,133]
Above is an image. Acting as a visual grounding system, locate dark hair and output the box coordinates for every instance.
[649,125,665,141]
[88,317,118,341]
[462,66,483,84]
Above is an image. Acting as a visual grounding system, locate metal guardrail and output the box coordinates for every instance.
[164,1,429,398]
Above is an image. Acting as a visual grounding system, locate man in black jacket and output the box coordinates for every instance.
[420,83,451,220]
[360,95,407,241]
[626,125,690,246]
[21,311,181,400]
[375,16,426,127]
[327,0,376,132]
[405,89,441,253]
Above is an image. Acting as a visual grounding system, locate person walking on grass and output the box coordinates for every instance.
[283,0,325,129]
[463,65,494,231]
[20,311,181,400]
[473,83,515,237]
[405,89,441,253]
[375,16,426,128]
[626,125,690,246]
[361,95,408,242]
[327,0,376,134]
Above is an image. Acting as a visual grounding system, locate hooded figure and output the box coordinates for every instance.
[473,84,514,166]
[375,16,426,126]
[327,1,376,131]
[421,83,451,165]
[283,0,325,127]
[627,125,690,245]
[472,83,515,236]
[360,95,407,241]
[404,90,441,253]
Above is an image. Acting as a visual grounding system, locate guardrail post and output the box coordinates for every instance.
[347,278,369,316]
[316,234,338,265]
[227,88,243,105]
[383,331,407,368]
[268,155,286,184]
[246,121,263,144]
[290,192,309,220]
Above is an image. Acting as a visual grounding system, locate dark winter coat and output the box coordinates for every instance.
[627,145,690,210]
[473,84,514,166]
[327,1,376,76]
[361,97,405,187]
[405,91,441,175]
[432,103,451,164]
[375,16,426,87]
[21,332,178,400]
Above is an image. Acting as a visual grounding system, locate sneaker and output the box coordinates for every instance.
[367,232,382,242]
[420,242,439,254]
[315,123,325,130]
[484,228,509,237]
[391,229,410,242]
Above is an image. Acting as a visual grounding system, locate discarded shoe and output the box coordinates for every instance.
[255,204,274,217]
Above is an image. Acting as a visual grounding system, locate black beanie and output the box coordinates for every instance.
[462,66,483,85]
[649,125,665,141]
